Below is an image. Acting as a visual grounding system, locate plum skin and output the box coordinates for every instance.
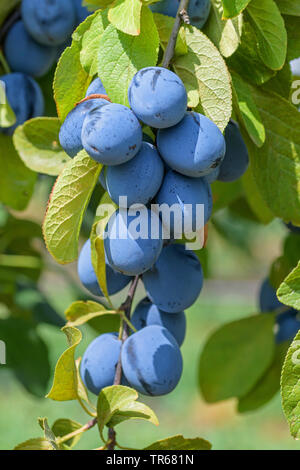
[150,0,211,29]
[217,120,249,183]
[121,325,183,396]
[78,239,132,297]
[128,67,187,129]
[0,73,44,135]
[132,297,187,347]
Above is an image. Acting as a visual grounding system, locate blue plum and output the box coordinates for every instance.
[259,278,284,313]
[217,120,249,182]
[59,98,108,158]
[205,166,220,184]
[150,0,211,29]
[143,243,203,313]
[82,103,143,165]
[73,0,90,24]
[121,325,183,396]
[157,112,226,177]
[21,0,76,46]
[85,78,106,97]
[81,333,121,395]
[131,297,186,346]
[285,222,300,234]
[78,239,132,297]
[99,167,107,191]
[104,208,163,276]
[0,73,44,135]
[106,142,164,207]
[276,311,300,343]
[290,58,300,77]
[128,67,187,129]
[4,21,56,78]
[156,170,212,237]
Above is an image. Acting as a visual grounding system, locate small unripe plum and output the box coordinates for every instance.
[85,78,106,97]
[121,325,183,396]
[132,297,186,346]
[0,73,44,135]
[81,333,121,395]
[59,99,108,158]
[217,120,249,182]
[150,0,211,29]
[21,0,76,46]
[106,142,164,207]
[143,244,203,313]
[4,21,56,78]
[82,103,143,165]
[157,112,226,177]
[78,239,132,297]
[156,170,212,237]
[128,67,187,129]
[104,208,163,276]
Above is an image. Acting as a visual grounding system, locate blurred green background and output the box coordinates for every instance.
[0,177,299,450]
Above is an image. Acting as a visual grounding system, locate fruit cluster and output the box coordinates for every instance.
[0,0,90,135]
[64,66,250,397]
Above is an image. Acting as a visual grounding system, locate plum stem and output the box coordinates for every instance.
[162,0,191,69]
[76,94,112,106]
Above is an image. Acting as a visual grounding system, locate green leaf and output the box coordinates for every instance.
[276,0,300,16]
[238,342,289,413]
[247,87,300,225]
[199,314,275,403]
[241,166,275,224]
[277,262,300,310]
[43,151,101,264]
[246,0,287,70]
[13,118,71,176]
[47,327,82,401]
[281,330,300,439]
[98,6,159,106]
[54,41,91,122]
[14,438,54,451]
[65,300,121,333]
[52,419,83,449]
[109,0,142,36]
[0,83,16,127]
[204,0,243,58]
[0,0,20,26]
[38,418,59,450]
[144,435,212,450]
[153,13,187,57]
[97,386,158,439]
[222,0,251,19]
[231,72,265,147]
[174,25,232,131]
[212,180,243,213]
[284,14,300,61]
[0,134,37,210]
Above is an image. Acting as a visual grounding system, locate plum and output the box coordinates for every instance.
[85,78,106,97]
[73,0,90,24]
[150,0,211,29]
[217,120,249,182]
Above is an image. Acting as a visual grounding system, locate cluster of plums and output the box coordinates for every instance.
[0,0,90,135]
[68,66,250,397]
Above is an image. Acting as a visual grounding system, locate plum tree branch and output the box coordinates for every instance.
[162,0,190,69]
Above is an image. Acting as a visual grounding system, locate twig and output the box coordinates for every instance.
[57,418,97,445]
[162,0,191,69]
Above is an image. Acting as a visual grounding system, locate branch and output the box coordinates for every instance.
[57,418,97,446]
[162,0,191,69]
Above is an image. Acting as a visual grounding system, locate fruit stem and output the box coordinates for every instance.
[162,0,191,69]
[57,418,97,445]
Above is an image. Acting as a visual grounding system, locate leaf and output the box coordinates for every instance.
[241,166,274,224]
[281,330,300,439]
[144,435,212,450]
[109,0,142,36]
[232,72,265,147]
[173,25,232,131]
[97,386,158,438]
[98,6,159,106]
[0,134,37,210]
[222,0,251,19]
[54,41,91,122]
[13,118,71,176]
[238,342,289,413]
[0,83,16,128]
[0,0,20,26]
[277,262,300,310]
[212,180,243,213]
[65,300,121,334]
[246,0,287,70]
[52,419,83,449]
[199,314,275,403]
[43,151,101,264]
[47,327,82,401]
[276,0,300,16]
[247,87,300,225]
[204,0,243,58]
[38,418,59,450]
[153,13,187,57]
[14,438,54,451]
[284,14,300,62]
